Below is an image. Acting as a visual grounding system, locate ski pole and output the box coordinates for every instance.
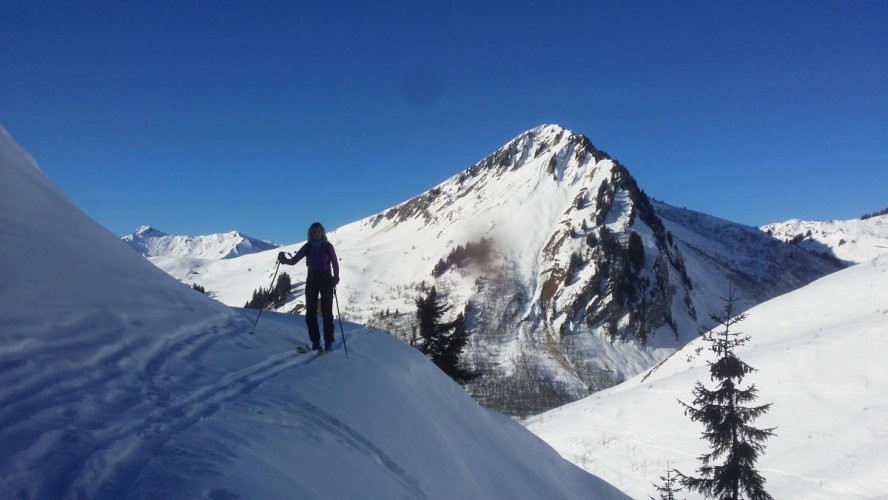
[249,260,281,334]
[334,287,349,359]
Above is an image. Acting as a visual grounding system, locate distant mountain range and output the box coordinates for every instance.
[761,213,888,264]
[122,225,278,259]
[142,124,851,416]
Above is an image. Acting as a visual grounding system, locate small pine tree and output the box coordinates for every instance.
[271,272,291,308]
[677,284,775,500]
[628,231,645,271]
[415,287,473,383]
[436,312,470,381]
[651,465,681,500]
[416,286,451,353]
[565,251,583,284]
[191,283,206,294]
[244,288,268,309]
[244,272,291,310]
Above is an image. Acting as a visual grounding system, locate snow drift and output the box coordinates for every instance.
[0,126,625,498]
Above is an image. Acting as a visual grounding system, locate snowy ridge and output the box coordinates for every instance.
[122,225,278,259]
[525,256,888,498]
[0,126,625,498]
[149,124,841,416]
[761,214,888,264]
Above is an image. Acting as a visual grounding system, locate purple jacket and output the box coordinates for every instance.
[290,240,339,277]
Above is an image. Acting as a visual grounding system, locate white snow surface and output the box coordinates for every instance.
[0,126,626,498]
[525,256,888,499]
[122,225,278,260]
[761,215,888,264]
[145,124,839,416]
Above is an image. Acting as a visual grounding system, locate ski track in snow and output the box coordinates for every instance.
[0,317,240,434]
[141,317,248,407]
[66,338,330,498]
[0,310,327,498]
[286,396,428,499]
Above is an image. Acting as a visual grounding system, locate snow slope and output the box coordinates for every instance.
[762,215,888,264]
[0,125,626,498]
[525,256,888,498]
[148,124,840,417]
[122,225,278,259]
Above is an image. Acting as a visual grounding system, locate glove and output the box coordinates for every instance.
[333,276,340,286]
[277,251,287,264]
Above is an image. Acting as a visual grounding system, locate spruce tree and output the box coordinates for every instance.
[677,285,775,500]
[271,272,291,308]
[244,273,291,310]
[415,287,472,382]
[438,312,470,381]
[651,465,681,500]
[415,286,451,353]
[244,288,267,309]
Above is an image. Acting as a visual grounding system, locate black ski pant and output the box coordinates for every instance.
[305,270,334,347]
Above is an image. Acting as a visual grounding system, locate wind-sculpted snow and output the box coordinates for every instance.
[0,125,627,498]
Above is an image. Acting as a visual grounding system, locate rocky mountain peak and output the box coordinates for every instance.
[144,125,843,417]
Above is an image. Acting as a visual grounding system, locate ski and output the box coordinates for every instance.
[296,345,333,356]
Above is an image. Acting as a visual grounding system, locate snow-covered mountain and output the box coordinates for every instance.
[0,126,626,498]
[122,225,278,259]
[761,213,888,264]
[525,254,888,498]
[150,124,842,416]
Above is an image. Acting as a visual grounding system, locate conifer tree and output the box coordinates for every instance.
[650,465,681,500]
[415,287,473,382]
[271,272,291,308]
[416,286,451,352]
[677,285,775,499]
[437,312,470,380]
[245,272,292,310]
[244,288,267,309]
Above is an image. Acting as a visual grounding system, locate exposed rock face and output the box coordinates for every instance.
[325,124,840,416]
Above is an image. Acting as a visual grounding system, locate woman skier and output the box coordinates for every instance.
[278,222,340,352]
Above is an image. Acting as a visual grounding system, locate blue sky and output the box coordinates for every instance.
[2,1,885,245]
